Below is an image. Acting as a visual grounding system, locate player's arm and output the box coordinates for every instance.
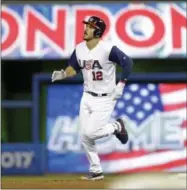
[52,50,81,82]
[109,46,133,83]
[109,46,134,100]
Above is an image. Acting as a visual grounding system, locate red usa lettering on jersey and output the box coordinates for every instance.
[79,60,103,70]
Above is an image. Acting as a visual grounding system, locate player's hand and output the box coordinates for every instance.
[51,69,67,82]
[112,81,126,100]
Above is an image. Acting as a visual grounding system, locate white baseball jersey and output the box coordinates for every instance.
[70,40,116,94]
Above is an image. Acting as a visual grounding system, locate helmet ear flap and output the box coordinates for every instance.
[94,29,101,37]
[94,28,103,37]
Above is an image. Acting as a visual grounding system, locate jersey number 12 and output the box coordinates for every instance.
[92,71,103,81]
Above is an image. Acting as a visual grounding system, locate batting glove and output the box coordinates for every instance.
[112,81,126,100]
[52,69,67,82]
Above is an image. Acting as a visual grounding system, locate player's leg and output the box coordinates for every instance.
[79,94,103,180]
[80,97,117,176]
[86,96,128,143]
[80,97,128,178]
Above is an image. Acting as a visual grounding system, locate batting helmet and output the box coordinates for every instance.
[83,16,106,38]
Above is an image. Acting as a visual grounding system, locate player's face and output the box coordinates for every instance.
[83,24,95,41]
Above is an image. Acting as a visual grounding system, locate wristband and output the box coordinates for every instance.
[119,79,127,84]
[61,70,67,78]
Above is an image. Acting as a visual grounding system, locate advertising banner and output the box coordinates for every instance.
[1,2,186,59]
[1,143,46,174]
[46,83,187,173]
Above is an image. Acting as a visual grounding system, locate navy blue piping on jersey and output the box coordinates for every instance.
[68,50,81,73]
[109,46,134,81]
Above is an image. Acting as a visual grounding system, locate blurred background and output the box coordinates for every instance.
[1,0,187,188]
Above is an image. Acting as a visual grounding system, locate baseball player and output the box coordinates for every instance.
[52,16,134,180]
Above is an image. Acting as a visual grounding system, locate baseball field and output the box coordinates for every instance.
[1,173,186,189]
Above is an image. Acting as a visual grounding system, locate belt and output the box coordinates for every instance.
[86,91,108,97]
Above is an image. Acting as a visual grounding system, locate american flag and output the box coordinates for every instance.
[100,83,187,173]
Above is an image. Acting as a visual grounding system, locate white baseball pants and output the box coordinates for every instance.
[79,92,117,173]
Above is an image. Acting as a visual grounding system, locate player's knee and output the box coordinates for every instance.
[85,129,96,140]
[81,137,87,148]
[81,128,96,140]
[81,133,94,149]
[81,133,87,141]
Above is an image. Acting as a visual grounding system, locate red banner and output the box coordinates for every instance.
[1,3,187,59]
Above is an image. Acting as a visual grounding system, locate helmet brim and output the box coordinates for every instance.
[82,21,99,29]
[82,21,88,24]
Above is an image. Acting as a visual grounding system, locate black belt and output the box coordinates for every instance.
[86,91,108,97]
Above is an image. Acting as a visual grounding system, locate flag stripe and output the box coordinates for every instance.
[100,150,165,161]
[164,102,187,111]
[160,89,186,105]
[167,165,187,172]
[182,120,187,128]
[159,84,187,94]
[183,142,186,147]
[102,150,186,172]
[164,108,186,118]
[118,159,187,173]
